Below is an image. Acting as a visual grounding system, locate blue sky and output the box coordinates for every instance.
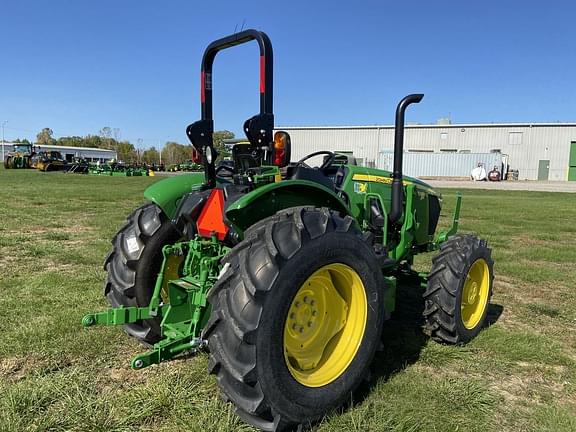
[1,0,574,148]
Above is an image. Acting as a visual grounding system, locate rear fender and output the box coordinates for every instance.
[143,173,205,219]
[225,180,351,236]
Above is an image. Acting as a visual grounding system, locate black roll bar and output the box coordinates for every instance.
[200,29,273,120]
[186,29,274,187]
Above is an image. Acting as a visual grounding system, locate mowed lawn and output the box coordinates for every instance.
[1,167,575,432]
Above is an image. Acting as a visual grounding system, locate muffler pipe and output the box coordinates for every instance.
[389,94,424,224]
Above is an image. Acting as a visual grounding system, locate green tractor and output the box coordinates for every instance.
[4,143,34,169]
[84,30,494,431]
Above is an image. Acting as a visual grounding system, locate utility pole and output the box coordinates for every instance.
[1,121,7,163]
[137,138,143,164]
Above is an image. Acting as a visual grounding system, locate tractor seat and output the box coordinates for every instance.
[289,165,335,191]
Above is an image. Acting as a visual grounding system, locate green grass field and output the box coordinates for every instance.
[1,168,575,432]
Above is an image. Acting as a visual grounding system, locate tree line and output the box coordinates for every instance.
[12,127,234,166]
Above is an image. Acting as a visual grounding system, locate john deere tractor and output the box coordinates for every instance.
[4,143,34,169]
[84,30,494,431]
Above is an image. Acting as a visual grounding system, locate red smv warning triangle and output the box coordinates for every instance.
[196,188,229,241]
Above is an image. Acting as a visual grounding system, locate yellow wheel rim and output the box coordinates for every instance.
[283,263,367,387]
[461,258,490,329]
[160,254,184,303]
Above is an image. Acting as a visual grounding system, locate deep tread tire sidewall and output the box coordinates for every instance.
[104,203,181,344]
[424,234,494,344]
[256,231,384,421]
[204,207,387,431]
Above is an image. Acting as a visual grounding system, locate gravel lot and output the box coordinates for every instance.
[427,180,576,193]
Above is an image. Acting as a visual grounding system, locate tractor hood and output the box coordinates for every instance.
[349,166,440,197]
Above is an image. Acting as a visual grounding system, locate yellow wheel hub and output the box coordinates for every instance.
[283,263,367,387]
[461,258,490,329]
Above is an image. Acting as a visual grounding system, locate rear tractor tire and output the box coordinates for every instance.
[103,203,186,344]
[203,207,387,432]
[424,234,494,344]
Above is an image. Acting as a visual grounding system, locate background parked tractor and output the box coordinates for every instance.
[83,30,494,432]
[31,150,67,171]
[3,143,35,169]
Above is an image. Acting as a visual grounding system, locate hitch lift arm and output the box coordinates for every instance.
[82,236,228,369]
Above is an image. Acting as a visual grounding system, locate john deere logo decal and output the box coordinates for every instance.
[354,182,368,193]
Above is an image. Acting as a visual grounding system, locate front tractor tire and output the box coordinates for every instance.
[203,207,387,432]
[424,234,494,344]
[104,203,183,344]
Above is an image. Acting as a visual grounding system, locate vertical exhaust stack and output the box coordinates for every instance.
[389,94,424,224]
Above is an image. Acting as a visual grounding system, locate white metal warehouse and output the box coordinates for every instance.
[1,142,117,163]
[277,123,576,181]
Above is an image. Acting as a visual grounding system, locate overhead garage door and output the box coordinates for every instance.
[569,142,576,181]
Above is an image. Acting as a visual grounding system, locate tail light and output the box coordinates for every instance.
[273,131,291,167]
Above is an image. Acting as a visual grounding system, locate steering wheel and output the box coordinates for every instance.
[296,151,336,171]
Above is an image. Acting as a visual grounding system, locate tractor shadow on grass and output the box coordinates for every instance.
[352,271,504,404]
